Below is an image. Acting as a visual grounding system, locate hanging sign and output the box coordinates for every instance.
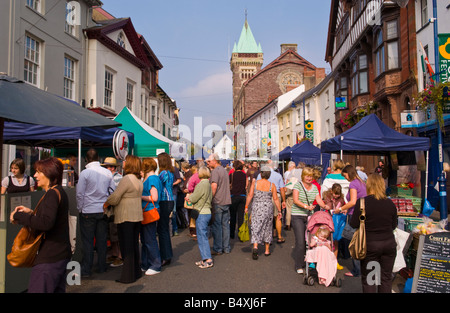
[113,130,129,161]
[304,120,314,143]
[439,34,450,83]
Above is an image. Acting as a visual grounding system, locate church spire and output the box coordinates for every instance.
[232,11,262,54]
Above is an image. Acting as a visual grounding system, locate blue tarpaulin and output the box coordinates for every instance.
[3,121,134,149]
[321,114,430,154]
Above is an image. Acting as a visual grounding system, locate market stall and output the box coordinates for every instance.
[274,140,331,181]
[0,75,123,293]
[114,107,187,159]
[320,114,450,291]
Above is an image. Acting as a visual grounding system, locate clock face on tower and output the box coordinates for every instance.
[278,71,303,93]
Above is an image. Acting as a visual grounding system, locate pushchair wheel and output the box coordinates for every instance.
[335,277,342,287]
[307,276,315,286]
[303,275,308,285]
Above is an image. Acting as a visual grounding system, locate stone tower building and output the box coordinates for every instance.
[230,17,264,125]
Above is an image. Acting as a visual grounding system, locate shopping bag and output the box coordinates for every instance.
[332,213,346,241]
[238,213,250,242]
[422,199,435,217]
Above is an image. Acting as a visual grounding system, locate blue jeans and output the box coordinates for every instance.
[171,194,178,233]
[157,200,174,261]
[79,213,108,276]
[140,221,161,271]
[196,214,212,260]
[211,204,231,253]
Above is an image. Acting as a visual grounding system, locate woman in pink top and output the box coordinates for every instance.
[185,165,200,238]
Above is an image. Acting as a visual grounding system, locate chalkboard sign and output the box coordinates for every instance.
[412,232,450,293]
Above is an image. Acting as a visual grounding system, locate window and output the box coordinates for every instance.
[104,70,114,107]
[386,20,399,70]
[151,105,156,128]
[26,0,41,13]
[64,57,75,100]
[162,123,166,136]
[351,54,368,96]
[335,76,348,109]
[420,0,428,28]
[126,82,134,110]
[65,3,76,36]
[375,30,385,77]
[24,35,41,86]
[117,32,126,49]
[374,20,400,77]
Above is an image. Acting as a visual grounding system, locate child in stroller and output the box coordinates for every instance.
[304,211,341,287]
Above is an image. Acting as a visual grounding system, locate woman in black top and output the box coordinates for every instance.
[229,160,248,239]
[1,158,35,194]
[350,174,397,293]
[10,157,71,293]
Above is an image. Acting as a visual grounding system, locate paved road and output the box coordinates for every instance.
[66,227,408,297]
[67,225,386,294]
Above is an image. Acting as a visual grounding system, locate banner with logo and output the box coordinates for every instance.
[304,120,314,143]
[439,34,450,83]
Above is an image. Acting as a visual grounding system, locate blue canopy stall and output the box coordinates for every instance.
[3,121,135,175]
[321,114,433,215]
[3,121,134,149]
[321,114,430,155]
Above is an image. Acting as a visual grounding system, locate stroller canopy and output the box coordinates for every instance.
[307,211,334,235]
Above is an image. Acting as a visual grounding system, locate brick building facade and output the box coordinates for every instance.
[231,19,325,128]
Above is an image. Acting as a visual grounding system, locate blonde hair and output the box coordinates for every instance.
[301,167,314,181]
[316,227,330,238]
[366,174,386,200]
[198,166,211,179]
[332,160,345,171]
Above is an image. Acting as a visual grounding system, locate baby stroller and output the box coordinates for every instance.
[303,211,342,287]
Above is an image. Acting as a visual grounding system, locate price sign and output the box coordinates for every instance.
[412,232,450,293]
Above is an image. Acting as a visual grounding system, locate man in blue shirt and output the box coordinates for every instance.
[257,160,286,243]
[76,149,115,277]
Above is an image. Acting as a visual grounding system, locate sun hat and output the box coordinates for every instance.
[102,157,118,167]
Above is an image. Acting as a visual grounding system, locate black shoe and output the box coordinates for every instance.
[161,259,171,267]
[252,248,258,260]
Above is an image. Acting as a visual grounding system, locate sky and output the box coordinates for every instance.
[101,0,332,145]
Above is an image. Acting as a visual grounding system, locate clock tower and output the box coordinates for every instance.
[230,15,263,126]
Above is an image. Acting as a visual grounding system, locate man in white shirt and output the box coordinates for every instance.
[76,149,115,277]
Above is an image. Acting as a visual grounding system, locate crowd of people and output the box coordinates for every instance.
[5,151,398,293]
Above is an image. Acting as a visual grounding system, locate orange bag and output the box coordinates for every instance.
[142,197,160,224]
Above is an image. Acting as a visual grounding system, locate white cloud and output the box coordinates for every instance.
[178,72,231,99]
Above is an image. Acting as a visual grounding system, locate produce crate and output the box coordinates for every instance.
[400,217,425,232]
[397,187,414,197]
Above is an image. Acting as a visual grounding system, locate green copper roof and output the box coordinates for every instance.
[233,20,262,54]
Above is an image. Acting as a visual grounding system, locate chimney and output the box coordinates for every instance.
[280,44,298,54]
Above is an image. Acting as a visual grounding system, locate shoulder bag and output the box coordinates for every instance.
[299,182,320,214]
[348,197,367,260]
[142,196,160,225]
[8,186,61,268]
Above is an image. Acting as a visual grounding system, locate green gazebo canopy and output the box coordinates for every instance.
[114,107,169,157]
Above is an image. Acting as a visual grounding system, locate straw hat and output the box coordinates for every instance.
[102,157,118,167]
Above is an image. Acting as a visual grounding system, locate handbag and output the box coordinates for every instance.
[184,193,194,209]
[238,212,250,242]
[341,216,356,240]
[142,196,160,225]
[348,197,367,260]
[7,186,61,268]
